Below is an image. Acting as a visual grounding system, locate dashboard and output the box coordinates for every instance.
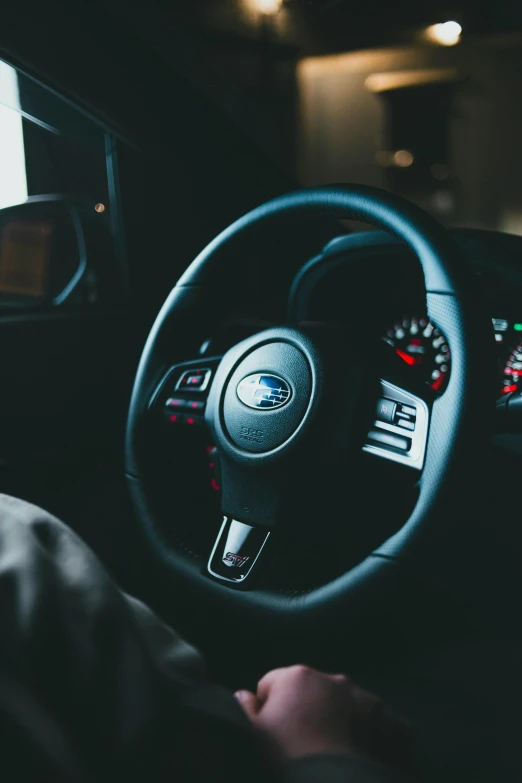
[286,227,522,400]
[206,227,522,403]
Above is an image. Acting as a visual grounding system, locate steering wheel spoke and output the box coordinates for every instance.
[208,517,271,584]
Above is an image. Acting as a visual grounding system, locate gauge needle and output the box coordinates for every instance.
[396,349,416,366]
[431,373,445,391]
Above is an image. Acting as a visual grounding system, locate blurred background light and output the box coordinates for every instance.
[393,150,414,167]
[250,0,283,15]
[365,69,456,93]
[424,21,462,46]
[431,189,455,213]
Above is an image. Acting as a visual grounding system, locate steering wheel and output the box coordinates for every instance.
[125,185,494,626]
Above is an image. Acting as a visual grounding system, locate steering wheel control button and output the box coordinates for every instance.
[176,368,212,392]
[208,517,270,583]
[394,403,417,430]
[186,400,205,412]
[165,397,187,411]
[376,398,417,429]
[367,429,411,452]
[164,410,205,427]
[185,415,204,426]
[237,374,292,410]
[376,398,396,424]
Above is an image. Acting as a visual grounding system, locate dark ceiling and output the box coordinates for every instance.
[127,0,522,56]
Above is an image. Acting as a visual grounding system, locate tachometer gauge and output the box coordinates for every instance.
[383,315,451,392]
[502,342,522,394]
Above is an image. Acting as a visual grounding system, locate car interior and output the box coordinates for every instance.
[1,1,522,779]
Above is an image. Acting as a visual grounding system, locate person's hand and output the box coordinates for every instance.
[235,665,416,779]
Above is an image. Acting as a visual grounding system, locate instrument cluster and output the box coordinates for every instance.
[383,314,522,397]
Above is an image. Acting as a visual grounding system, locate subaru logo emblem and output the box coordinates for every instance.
[236,373,292,410]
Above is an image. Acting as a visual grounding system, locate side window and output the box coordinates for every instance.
[0,58,123,308]
[0,62,27,210]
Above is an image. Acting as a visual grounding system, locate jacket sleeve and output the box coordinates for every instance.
[0,494,254,780]
[0,495,407,783]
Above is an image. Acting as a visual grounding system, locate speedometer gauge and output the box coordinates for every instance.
[383,315,451,392]
[503,342,522,394]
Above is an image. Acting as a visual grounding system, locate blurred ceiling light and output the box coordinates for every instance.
[250,0,283,14]
[424,21,462,46]
[393,150,414,168]
[94,203,106,213]
[365,69,457,93]
[432,190,455,214]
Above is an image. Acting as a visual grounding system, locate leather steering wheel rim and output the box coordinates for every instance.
[125,184,494,625]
